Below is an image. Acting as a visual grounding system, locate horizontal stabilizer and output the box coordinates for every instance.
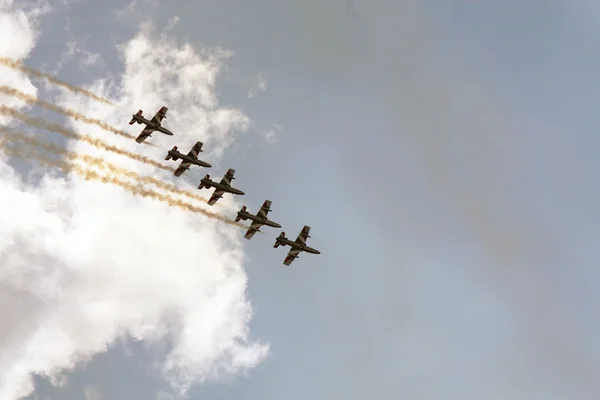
[129,110,142,125]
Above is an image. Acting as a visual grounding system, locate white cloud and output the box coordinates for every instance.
[83,385,101,400]
[110,29,247,160]
[115,0,159,26]
[260,123,282,144]
[247,73,267,98]
[260,129,276,143]
[155,391,174,400]
[50,31,103,77]
[0,6,268,400]
[165,16,180,32]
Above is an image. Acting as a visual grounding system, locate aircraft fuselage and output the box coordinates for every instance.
[237,211,282,228]
[200,178,245,195]
[132,115,173,135]
[167,150,211,167]
[277,237,320,254]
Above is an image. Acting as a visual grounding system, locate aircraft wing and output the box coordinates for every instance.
[283,248,301,266]
[294,225,311,244]
[187,141,203,158]
[244,221,263,240]
[135,126,156,143]
[150,106,168,125]
[173,160,192,177]
[257,200,272,218]
[218,168,236,187]
[207,189,225,206]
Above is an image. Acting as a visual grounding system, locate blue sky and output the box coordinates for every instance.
[0,0,598,399]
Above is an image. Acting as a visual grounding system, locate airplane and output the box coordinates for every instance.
[129,106,173,143]
[235,200,282,240]
[165,141,212,176]
[198,168,245,206]
[273,225,321,266]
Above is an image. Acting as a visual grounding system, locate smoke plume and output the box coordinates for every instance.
[0,128,242,226]
[0,56,115,106]
[1,127,212,205]
[0,85,152,144]
[0,105,174,172]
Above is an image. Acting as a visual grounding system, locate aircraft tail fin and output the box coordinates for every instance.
[165,146,178,161]
[129,110,142,125]
[273,232,285,248]
[234,206,247,222]
[198,174,210,190]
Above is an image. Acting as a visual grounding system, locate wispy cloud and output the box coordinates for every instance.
[247,73,267,98]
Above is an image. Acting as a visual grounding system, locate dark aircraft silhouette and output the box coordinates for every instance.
[130,106,173,143]
[198,168,245,206]
[235,200,282,239]
[166,141,211,176]
[274,226,320,266]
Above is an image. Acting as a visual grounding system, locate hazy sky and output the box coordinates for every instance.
[0,0,598,399]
